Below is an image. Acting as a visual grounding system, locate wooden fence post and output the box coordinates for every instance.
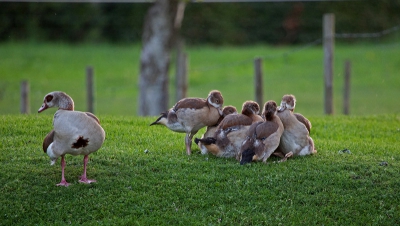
[86,66,94,113]
[343,60,351,115]
[323,13,335,115]
[20,80,30,114]
[175,38,188,102]
[254,57,263,109]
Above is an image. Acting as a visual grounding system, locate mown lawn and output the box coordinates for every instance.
[0,41,399,116]
[1,114,399,225]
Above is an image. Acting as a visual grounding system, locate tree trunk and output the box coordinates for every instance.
[138,0,183,116]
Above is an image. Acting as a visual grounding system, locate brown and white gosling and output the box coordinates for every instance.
[275,94,316,161]
[194,100,263,158]
[150,90,224,155]
[195,105,237,155]
[239,100,284,165]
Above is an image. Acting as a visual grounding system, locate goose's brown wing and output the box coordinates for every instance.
[43,130,55,153]
[173,98,207,111]
[86,112,101,125]
[255,121,279,140]
[217,114,252,131]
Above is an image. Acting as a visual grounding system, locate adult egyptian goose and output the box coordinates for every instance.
[39,91,105,187]
[275,94,316,161]
[195,105,237,155]
[150,90,224,155]
[239,101,284,165]
[195,100,264,158]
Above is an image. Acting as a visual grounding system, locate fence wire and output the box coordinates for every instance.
[190,24,400,73]
[335,24,400,39]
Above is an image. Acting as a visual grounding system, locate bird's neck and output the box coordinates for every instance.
[58,93,74,110]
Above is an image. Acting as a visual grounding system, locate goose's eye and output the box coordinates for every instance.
[46,95,54,102]
[216,100,219,103]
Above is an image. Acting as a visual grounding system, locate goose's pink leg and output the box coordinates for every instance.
[57,155,70,187]
[185,134,192,155]
[79,155,96,184]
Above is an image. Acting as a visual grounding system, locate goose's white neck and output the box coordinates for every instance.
[56,92,74,110]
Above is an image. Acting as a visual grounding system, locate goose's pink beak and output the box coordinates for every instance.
[38,103,48,113]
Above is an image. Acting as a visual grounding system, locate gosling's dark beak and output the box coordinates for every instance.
[277,104,286,112]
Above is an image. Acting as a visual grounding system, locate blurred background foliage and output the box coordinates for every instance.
[1,0,399,45]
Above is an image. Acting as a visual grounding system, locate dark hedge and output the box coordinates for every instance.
[0,0,399,45]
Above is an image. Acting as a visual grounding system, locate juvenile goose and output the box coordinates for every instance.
[39,91,105,187]
[239,101,284,165]
[195,105,237,155]
[275,94,316,161]
[195,100,264,158]
[150,90,224,155]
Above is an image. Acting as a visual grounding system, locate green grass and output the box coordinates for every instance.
[1,41,400,224]
[1,114,400,225]
[0,41,399,116]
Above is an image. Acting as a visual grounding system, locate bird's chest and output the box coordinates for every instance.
[281,126,308,152]
[177,107,220,130]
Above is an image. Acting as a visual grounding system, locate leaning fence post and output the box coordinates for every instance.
[343,60,351,115]
[20,80,30,114]
[323,13,335,115]
[254,57,263,109]
[86,66,94,113]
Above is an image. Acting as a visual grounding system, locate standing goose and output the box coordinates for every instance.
[275,94,316,161]
[239,101,284,165]
[150,90,224,155]
[39,91,105,187]
[195,100,264,158]
[195,105,237,155]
